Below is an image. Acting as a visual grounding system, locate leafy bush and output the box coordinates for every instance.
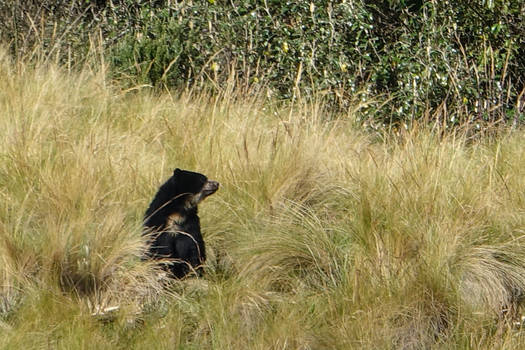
[1,0,523,126]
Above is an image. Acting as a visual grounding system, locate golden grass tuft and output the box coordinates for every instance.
[2,46,525,348]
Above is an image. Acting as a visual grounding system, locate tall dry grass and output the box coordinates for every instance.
[2,47,525,348]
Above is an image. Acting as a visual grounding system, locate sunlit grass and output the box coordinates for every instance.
[2,48,525,348]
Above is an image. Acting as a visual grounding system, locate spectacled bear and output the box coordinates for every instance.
[143,168,219,279]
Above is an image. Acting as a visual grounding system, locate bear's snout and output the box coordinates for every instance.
[203,180,219,196]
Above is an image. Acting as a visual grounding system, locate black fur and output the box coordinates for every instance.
[144,168,219,278]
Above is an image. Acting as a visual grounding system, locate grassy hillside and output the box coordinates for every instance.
[2,50,525,349]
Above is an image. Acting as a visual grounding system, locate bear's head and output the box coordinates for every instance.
[144,168,219,230]
[168,168,219,209]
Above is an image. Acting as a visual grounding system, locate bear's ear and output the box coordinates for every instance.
[173,168,181,176]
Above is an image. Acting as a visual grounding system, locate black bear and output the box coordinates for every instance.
[143,168,219,278]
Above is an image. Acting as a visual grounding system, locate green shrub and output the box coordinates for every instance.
[1,0,523,126]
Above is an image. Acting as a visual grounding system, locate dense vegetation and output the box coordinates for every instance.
[1,1,525,348]
[2,45,525,349]
[1,0,523,126]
